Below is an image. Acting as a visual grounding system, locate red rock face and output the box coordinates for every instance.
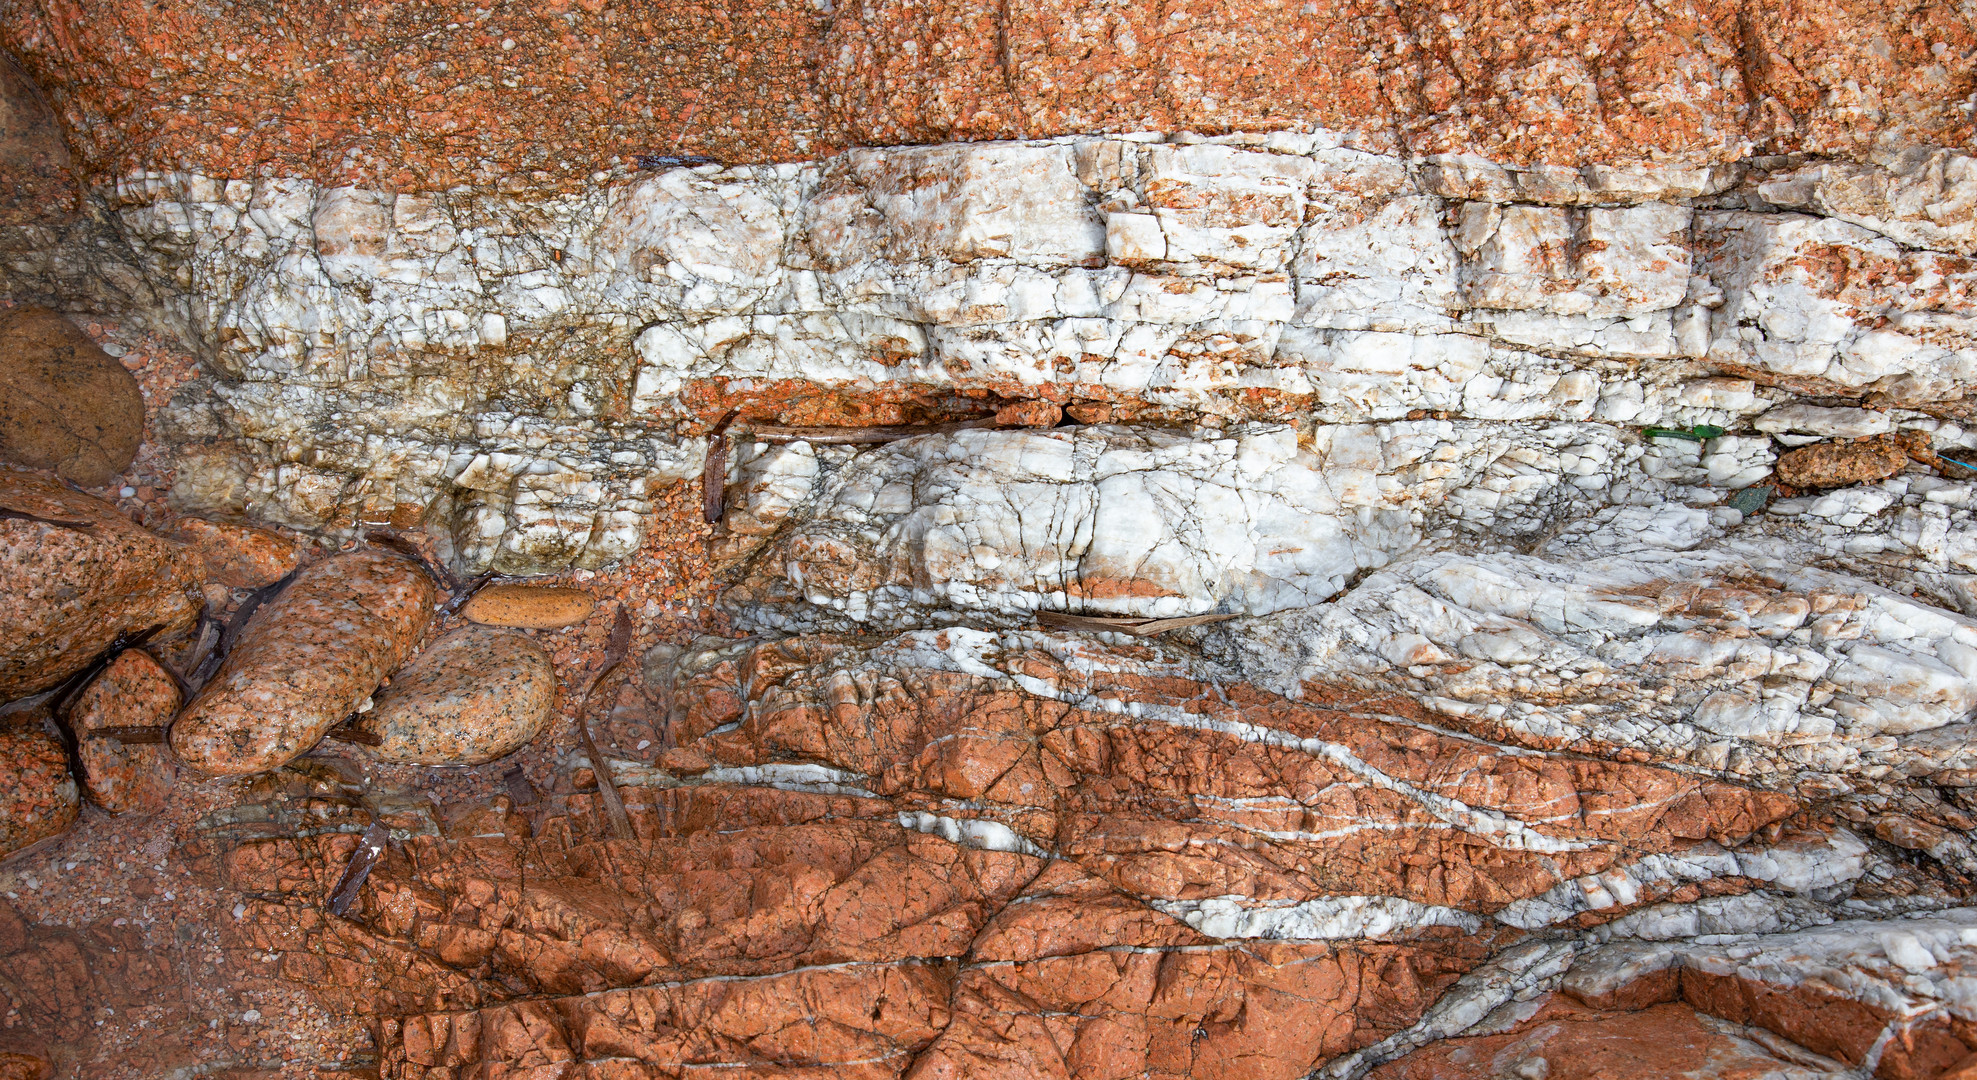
[1,0,1969,190]
[163,629,1859,1077]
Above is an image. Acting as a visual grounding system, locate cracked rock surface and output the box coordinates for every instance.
[5,8,1977,1077]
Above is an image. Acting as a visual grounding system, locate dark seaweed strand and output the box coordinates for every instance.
[0,506,95,531]
[47,624,166,785]
[192,569,298,688]
[363,528,462,593]
[701,408,742,525]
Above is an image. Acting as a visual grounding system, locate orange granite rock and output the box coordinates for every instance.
[459,584,596,630]
[353,625,555,766]
[0,468,200,699]
[68,648,177,815]
[167,517,300,589]
[0,715,76,862]
[171,550,434,776]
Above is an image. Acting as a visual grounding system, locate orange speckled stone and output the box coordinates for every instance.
[0,468,201,699]
[461,584,596,630]
[354,626,556,766]
[168,517,300,589]
[170,551,435,777]
[0,715,77,862]
[69,649,178,816]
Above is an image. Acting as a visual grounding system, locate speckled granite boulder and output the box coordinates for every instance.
[353,626,555,766]
[0,468,200,699]
[0,307,143,488]
[460,584,595,630]
[0,715,78,862]
[70,649,178,815]
[170,551,434,776]
[167,517,300,588]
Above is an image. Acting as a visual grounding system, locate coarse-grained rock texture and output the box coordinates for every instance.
[68,648,177,816]
[354,625,556,766]
[171,550,434,776]
[0,715,75,862]
[0,467,199,699]
[459,583,596,629]
[166,516,299,589]
[0,305,143,488]
[0,0,1971,191]
[8,5,1977,1077]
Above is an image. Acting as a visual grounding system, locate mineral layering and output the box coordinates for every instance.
[3,1,1977,1077]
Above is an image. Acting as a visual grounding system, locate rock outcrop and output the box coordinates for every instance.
[0,468,199,699]
[170,550,434,775]
[0,714,76,861]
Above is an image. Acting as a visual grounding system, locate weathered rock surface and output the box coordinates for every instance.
[41,131,1966,569]
[0,716,76,862]
[0,468,199,699]
[68,648,176,815]
[0,49,73,228]
[166,516,299,589]
[1775,433,1920,489]
[3,0,1969,191]
[170,551,434,776]
[459,584,595,630]
[353,625,555,766]
[0,306,142,488]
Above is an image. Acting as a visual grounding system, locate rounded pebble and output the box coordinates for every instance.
[354,625,556,765]
[461,584,596,629]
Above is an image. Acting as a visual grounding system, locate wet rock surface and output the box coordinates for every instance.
[459,583,596,629]
[0,468,199,699]
[68,649,177,816]
[354,625,555,766]
[171,550,435,776]
[0,307,142,488]
[0,716,76,861]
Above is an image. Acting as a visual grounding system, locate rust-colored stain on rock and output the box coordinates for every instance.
[0,307,144,489]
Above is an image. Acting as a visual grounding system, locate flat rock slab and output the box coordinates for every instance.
[0,716,78,862]
[0,468,200,699]
[461,584,596,629]
[355,625,555,765]
[70,649,178,815]
[171,550,434,776]
[0,307,143,488]
[167,517,300,589]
